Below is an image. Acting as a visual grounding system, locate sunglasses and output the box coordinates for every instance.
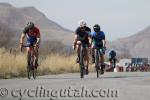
[80,26,86,30]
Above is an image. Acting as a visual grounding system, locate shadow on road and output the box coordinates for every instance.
[99,75,145,79]
[37,77,79,80]
[37,75,145,80]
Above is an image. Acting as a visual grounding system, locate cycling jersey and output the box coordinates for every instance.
[22,26,40,46]
[90,31,105,46]
[75,26,91,44]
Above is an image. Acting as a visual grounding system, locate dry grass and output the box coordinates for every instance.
[0,48,26,78]
[0,48,95,79]
[39,54,79,75]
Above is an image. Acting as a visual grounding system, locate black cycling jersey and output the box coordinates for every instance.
[75,26,91,43]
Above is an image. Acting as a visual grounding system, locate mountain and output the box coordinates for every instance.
[1,3,150,58]
[0,3,73,46]
[110,26,150,59]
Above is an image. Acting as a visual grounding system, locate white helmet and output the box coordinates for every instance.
[78,19,86,27]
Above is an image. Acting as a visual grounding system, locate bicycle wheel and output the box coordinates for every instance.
[27,52,32,79]
[79,46,85,78]
[32,63,37,79]
[95,49,100,78]
[30,54,36,79]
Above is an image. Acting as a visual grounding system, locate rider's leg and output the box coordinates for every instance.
[100,54,105,66]
[76,41,81,63]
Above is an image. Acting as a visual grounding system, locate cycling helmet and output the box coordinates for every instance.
[78,19,86,27]
[27,22,34,29]
[110,49,115,52]
[109,49,116,56]
[93,24,100,32]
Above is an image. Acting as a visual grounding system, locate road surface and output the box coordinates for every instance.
[0,72,150,100]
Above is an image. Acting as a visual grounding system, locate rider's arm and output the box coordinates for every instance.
[36,30,40,45]
[89,37,92,44]
[73,34,78,46]
[36,33,41,45]
[88,35,92,46]
[20,33,25,44]
[103,39,106,48]
[102,31,106,48]
[20,33,25,51]
[36,38,40,45]
[87,31,92,46]
[72,28,78,50]
[20,27,28,45]
[73,28,78,46]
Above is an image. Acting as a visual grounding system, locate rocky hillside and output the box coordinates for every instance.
[110,26,150,58]
[0,3,73,46]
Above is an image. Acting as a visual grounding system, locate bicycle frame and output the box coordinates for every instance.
[22,44,36,79]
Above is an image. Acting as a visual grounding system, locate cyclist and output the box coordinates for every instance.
[20,22,40,68]
[89,24,106,74]
[109,49,117,68]
[73,19,91,74]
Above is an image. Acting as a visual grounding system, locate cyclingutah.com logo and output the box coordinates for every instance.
[0,86,119,100]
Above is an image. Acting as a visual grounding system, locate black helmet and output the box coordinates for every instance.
[27,22,34,29]
[93,24,100,32]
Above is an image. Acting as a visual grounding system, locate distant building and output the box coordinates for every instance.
[131,58,148,65]
[148,59,150,64]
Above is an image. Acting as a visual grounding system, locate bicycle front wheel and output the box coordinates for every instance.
[95,49,100,78]
[79,46,85,78]
[27,52,32,79]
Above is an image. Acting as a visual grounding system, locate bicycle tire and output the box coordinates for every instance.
[80,46,84,78]
[27,52,32,79]
[30,54,36,79]
[95,49,100,78]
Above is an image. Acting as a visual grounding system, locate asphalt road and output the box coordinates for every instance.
[0,72,150,100]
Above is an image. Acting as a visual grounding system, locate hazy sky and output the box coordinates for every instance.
[0,0,150,41]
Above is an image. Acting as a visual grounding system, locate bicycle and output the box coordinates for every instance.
[21,44,37,79]
[79,43,89,78]
[94,46,105,78]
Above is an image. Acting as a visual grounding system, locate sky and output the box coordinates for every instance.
[0,0,150,41]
